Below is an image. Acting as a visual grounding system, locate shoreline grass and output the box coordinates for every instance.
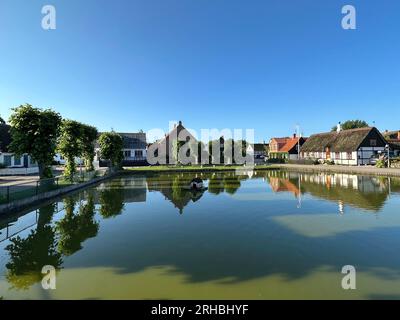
[124,164,278,173]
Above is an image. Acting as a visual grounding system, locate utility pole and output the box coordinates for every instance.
[386,144,390,168]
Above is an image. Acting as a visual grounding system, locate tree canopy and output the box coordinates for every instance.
[0,115,5,124]
[98,131,123,168]
[80,124,98,171]
[9,104,62,178]
[58,119,83,177]
[331,120,369,132]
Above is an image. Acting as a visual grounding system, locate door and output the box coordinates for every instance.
[325,147,331,160]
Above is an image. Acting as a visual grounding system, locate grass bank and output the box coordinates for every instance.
[124,164,278,173]
[274,163,400,178]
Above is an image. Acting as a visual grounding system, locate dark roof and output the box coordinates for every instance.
[0,124,11,153]
[96,132,147,149]
[119,133,147,149]
[301,127,383,153]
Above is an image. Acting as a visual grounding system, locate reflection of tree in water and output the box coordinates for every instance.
[208,175,224,195]
[99,181,125,218]
[223,176,241,195]
[56,193,99,256]
[5,204,62,290]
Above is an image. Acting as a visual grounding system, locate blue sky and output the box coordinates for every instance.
[0,0,399,142]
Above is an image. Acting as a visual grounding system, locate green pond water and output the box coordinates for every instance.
[1,170,400,299]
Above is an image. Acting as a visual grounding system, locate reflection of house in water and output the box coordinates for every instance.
[146,174,206,214]
[266,170,300,198]
[264,171,391,213]
[299,173,389,212]
[95,177,147,203]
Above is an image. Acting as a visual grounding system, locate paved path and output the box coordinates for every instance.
[0,175,38,186]
[275,164,400,177]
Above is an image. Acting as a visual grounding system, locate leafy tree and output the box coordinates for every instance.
[0,115,5,124]
[58,119,82,178]
[9,104,62,178]
[80,124,98,171]
[331,120,369,132]
[98,131,123,168]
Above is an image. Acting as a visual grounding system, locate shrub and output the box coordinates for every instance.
[267,158,287,164]
[376,159,386,168]
[324,160,335,165]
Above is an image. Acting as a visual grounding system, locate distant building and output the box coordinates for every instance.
[300,127,387,165]
[148,121,198,165]
[269,134,307,160]
[95,132,147,166]
[246,143,269,160]
[383,130,400,156]
[0,124,37,169]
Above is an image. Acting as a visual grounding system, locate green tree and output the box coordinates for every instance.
[331,120,369,132]
[58,119,83,178]
[80,124,98,171]
[9,104,62,178]
[98,131,123,169]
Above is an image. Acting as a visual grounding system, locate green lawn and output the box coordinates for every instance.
[125,164,277,173]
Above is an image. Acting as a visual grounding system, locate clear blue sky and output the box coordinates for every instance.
[1,0,399,142]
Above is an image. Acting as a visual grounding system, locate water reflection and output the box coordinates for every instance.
[5,203,62,290]
[265,170,395,213]
[1,170,400,297]
[56,194,99,256]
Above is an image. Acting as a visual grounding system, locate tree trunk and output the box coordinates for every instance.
[38,163,45,179]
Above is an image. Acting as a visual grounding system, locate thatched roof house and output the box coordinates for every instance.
[300,127,387,165]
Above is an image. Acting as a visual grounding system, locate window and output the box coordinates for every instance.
[124,150,131,158]
[135,150,143,158]
[335,152,340,159]
[347,152,353,160]
[14,156,21,166]
[3,155,12,167]
[370,139,377,146]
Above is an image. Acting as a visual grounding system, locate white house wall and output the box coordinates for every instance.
[0,153,24,168]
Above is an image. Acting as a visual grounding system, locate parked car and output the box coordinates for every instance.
[370,153,382,165]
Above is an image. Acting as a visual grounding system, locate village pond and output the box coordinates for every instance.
[1,170,400,299]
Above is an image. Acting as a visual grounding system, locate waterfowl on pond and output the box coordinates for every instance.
[182,178,208,191]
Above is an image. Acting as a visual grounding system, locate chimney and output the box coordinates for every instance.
[293,133,297,139]
[337,122,342,133]
[178,121,182,126]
